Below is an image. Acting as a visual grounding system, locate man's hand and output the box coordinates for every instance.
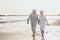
[27,21,29,24]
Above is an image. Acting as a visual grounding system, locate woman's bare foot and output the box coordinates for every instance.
[41,36,44,40]
[32,34,35,37]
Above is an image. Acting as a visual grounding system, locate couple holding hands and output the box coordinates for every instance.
[27,9,49,39]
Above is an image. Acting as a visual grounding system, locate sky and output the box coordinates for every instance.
[0,0,60,15]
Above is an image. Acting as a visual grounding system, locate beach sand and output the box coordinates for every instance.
[0,32,32,40]
[0,22,60,40]
[0,26,60,40]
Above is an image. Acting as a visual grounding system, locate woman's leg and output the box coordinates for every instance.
[41,31,44,37]
[40,26,45,37]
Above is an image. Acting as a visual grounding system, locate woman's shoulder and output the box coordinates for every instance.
[41,15,45,17]
[39,15,46,17]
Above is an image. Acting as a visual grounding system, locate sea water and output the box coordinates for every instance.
[0,16,60,40]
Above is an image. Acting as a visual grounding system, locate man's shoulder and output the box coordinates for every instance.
[34,13,38,16]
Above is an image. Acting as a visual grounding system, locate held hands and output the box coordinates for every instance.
[38,22,40,25]
[38,20,40,25]
[47,23,49,26]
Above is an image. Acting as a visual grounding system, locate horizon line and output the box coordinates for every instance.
[0,15,60,16]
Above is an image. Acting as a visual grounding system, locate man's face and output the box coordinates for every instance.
[33,9,36,14]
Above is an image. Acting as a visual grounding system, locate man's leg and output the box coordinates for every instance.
[32,26,36,40]
[31,26,36,37]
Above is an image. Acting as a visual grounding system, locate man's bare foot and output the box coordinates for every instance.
[42,34,44,37]
[33,37,35,40]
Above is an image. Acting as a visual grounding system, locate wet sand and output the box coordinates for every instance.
[0,22,60,40]
[0,26,60,40]
[0,32,31,40]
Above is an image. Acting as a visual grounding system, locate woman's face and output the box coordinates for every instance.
[40,10,43,15]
